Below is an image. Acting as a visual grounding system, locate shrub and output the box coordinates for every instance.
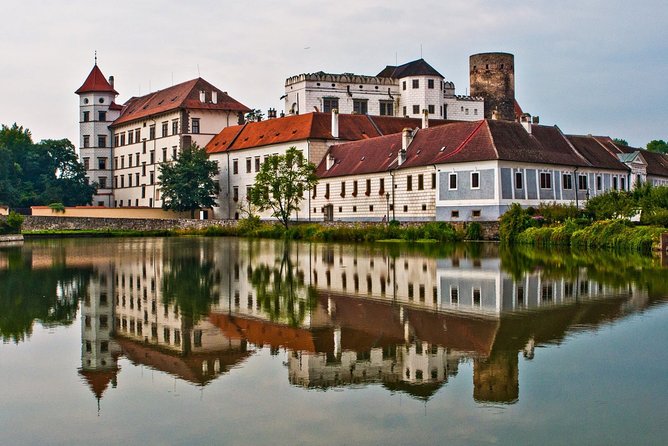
[48,202,66,213]
[465,222,482,241]
[499,203,534,244]
[0,211,24,235]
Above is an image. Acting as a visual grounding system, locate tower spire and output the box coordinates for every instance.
[94,50,97,65]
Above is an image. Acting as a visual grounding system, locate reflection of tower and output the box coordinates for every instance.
[473,351,519,404]
[79,267,120,408]
[469,53,515,121]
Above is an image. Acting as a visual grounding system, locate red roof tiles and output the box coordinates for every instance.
[75,64,118,95]
[112,78,250,126]
[206,112,449,154]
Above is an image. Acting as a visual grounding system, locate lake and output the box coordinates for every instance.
[1,237,667,445]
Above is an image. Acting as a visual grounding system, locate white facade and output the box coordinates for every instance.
[284,62,483,121]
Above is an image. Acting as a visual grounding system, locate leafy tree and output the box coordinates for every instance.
[249,147,317,229]
[612,138,628,146]
[244,109,264,123]
[585,190,637,220]
[646,139,668,154]
[158,143,219,218]
[0,124,93,206]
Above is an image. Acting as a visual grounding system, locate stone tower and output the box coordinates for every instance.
[75,62,121,207]
[469,52,515,121]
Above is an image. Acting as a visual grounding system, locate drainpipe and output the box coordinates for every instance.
[390,170,396,221]
[574,166,579,209]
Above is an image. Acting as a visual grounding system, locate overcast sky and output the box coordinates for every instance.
[1,0,666,148]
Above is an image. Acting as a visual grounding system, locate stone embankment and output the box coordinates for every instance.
[0,234,24,243]
[22,216,501,240]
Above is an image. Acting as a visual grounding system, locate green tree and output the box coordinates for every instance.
[244,109,264,123]
[612,138,628,146]
[38,139,96,206]
[646,139,668,154]
[158,143,219,218]
[249,147,317,229]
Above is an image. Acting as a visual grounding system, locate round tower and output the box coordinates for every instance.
[469,52,515,121]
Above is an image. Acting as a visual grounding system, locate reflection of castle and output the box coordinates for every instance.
[5,238,659,405]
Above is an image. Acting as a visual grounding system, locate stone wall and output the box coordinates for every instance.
[22,216,235,232]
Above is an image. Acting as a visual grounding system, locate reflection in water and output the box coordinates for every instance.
[1,238,667,407]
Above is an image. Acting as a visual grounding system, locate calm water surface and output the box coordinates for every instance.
[1,237,667,445]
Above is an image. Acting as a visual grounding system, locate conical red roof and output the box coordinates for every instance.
[75,64,118,95]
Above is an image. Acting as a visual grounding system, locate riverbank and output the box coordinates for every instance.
[515,219,667,252]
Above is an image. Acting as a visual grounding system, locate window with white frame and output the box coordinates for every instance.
[540,172,552,189]
[471,172,480,189]
[563,174,573,190]
[515,171,523,189]
[578,174,588,190]
[449,173,457,190]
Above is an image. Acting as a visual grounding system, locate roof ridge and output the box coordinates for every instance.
[553,125,592,166]
[485,121,499,159]
[435,120,486,162]
[366,114,383,136]
[226,122,249,150]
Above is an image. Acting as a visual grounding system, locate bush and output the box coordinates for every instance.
[641,208,668,227]
[536,202,582,224]
[585,190,637,220]
[570,219,663,252]
[465,222,483,241]
[499,203,534,244]
[0,211,24,235]
[48,202,66,213]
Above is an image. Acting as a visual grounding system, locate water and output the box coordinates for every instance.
[1,237,667,445]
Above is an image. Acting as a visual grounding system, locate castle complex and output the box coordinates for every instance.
[76,52,668,221]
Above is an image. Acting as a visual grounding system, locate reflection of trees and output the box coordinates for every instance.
[499,245,668,298]
[0,247,91,343]
[250,243,316,327]
[162,241,219,326]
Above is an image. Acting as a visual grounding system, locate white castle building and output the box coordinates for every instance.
[283,58,484,121]
[76,62,250,208]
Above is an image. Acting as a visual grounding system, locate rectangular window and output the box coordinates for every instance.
[353,99,368,115]
[233,159,238,174]
[135,129,141,142]
[412,79,419,89]
[620,177,626,190]
[98,157,107,170]
[402,81,406,90]
[323,97,339,113]
[120,156,125,168]
[431,172,436,189]
[254,156,260,172]
[246,158,251,173]
[407,175,413,191]
[128,131,134,145]
[246,186,252,201]
[325,183,330,199]
[98,135,106,148]
[162,147,167,161]
[83,157,90,170]
[161,121,168,137]
[149,125,156,140]
[340,181,346,197]
[449,173,457,190]
[540,172,552,189]
[172,120,179,135]
[472,210,481,218]
[596,175,602,191]
[141,185,146,199]
[515,171,523,189]
[114,134,119,147]
[150,171,154,185]
[471,172,480,189]
[135,153,140,166]
[98,111,106,122]
[450,287,459,304]
[172,146,177,159]
[135,172,139,185]
[418,174,424,190]
[563,174,573,190]
[150,150,155,164]
[83,111,89,122]
[191,118,200,134]
[578,174,588,190]
[233,186,239,202]
[365,179,371,196]
[120,176,125,188]
[142,163,146,176]
[128,174,132,187]
[473,288,481,306]
[428,79,434,89]
[379,178,385,194]
[379,101,393,116]
[412,105,420,115]
[428,104,435,115]
[352,180,358,196]
[403,106,407,116]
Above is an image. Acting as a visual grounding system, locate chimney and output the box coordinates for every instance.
[108,76,114,89]
[326,152,335,170]
[267,108,277,119]
[520,113,532,134]
[331,108,339,138]
[492,109,500,120]
[212,91,218,104]
[199,90,206,102]
[399,128,412,166]
[422,109,429,129]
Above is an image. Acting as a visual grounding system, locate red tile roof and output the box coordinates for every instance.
[112,78,250,126]
[592,137,668,177]
[566,135,629,171]
[206,112,450,154]
[318,120,601,179]
[75,64,118,95]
